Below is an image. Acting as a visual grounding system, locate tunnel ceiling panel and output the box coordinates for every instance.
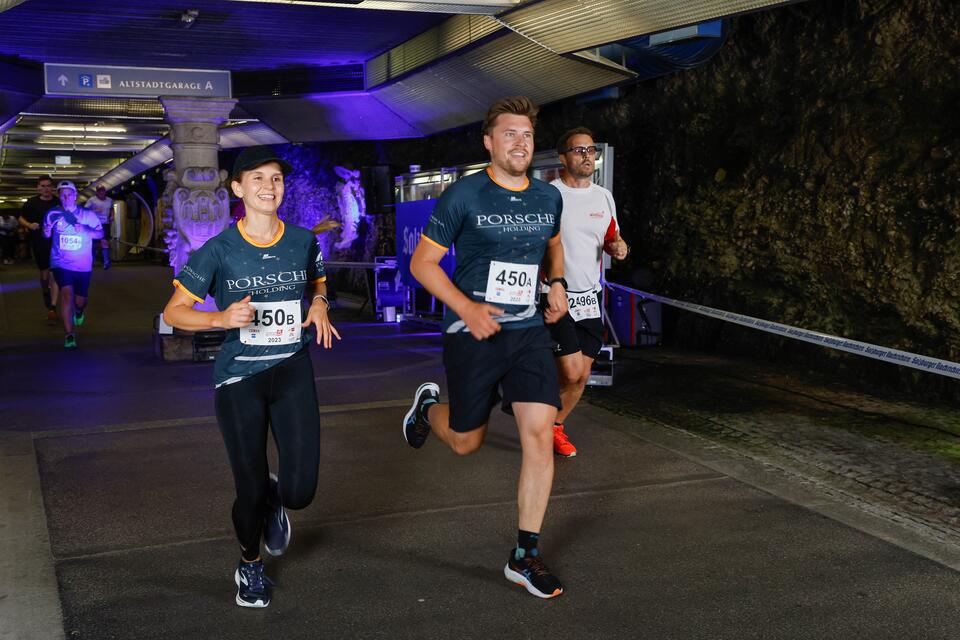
[372,32,633,135]
[239,93,422,141]
[500,0,803,54]
[0,0,450,70]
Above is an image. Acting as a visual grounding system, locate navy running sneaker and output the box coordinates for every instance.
[234,559,271,608]
[503,549,564,599]
[403,382,439,449]
[263,473,291,557]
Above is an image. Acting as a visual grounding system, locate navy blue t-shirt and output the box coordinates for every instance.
[173,220,325,387]
[423,167,563,333]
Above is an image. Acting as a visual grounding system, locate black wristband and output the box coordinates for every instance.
[548,277,568,290]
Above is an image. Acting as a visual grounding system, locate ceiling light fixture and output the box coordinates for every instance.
[37,138,109,146]
[39,124,128,133]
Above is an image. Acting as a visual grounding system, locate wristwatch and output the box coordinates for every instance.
[547,277,568,290]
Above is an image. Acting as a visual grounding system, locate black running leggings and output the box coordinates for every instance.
[214,348,321,561]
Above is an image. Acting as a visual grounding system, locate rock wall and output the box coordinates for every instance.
[591,0,960,396]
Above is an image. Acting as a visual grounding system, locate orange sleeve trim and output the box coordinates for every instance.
[548,232,562,245]
[313,277,327,284]
[422,235,448,251]
[172,279,205,304]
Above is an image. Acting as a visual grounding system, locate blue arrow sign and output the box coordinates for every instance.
[44,63,231,98]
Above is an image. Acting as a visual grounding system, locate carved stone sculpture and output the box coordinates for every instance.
[161,167,230,278]
[333,166,366,250]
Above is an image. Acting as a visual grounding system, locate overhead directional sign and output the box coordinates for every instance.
[44,63,231,98]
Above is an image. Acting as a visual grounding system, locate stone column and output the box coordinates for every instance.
[159,97,237,309]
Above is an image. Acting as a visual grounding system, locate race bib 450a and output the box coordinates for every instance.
[484,261,538,306]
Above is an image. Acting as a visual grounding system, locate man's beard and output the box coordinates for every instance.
[570,161,593,179]
[503,153,531,176]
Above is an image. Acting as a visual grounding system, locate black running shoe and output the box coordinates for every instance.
[403,382,439,449]
[234,559,271,608]
[263,473,291,557]
[503,550,564,599]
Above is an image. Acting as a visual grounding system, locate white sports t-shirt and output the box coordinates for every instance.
[550,179,618,292]
[85,195,113,225]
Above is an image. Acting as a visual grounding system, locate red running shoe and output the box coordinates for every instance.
[552,424,577,457]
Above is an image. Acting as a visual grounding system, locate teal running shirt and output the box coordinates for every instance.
[423,167,563,333]
[173,220,325,387]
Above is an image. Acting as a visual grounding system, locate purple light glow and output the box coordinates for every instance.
[301,92,422,140]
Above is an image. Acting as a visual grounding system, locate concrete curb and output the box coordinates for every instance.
[0,433,65,640]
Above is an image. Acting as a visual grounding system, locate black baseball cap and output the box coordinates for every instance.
[231,146,293,180]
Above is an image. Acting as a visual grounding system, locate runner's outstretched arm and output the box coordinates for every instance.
[163,288,254,332]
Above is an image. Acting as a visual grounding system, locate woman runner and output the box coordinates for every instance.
[163,146,339,608]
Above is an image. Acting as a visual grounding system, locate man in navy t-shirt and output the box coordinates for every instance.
[402,96,569,599]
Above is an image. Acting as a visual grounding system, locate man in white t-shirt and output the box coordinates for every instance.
[548,127,629,457]
[85,184,113,269]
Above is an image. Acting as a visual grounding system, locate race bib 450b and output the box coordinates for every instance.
[240,300,302,346]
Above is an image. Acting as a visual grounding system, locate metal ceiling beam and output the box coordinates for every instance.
[0,0,29,13]
[370,31,634,135]
[499,0,806,53]
[368,0,806,87]
[223,0,520,15]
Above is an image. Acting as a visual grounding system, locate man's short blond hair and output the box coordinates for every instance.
[482,96,539,135]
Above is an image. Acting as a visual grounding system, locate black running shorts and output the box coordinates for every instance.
[51,268,92,297]
[548,313,604,360]
[32,236,52,271]
[442,325,561,432]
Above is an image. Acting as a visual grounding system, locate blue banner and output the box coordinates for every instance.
[396,199,455,287]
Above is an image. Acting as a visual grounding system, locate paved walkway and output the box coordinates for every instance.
[3,262,960,640]
[587,349,960,557]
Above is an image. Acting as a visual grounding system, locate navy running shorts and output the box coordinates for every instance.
[51,268,92,297]
[442,325,561,432]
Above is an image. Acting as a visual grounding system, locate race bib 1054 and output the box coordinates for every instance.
[59,234,82,251]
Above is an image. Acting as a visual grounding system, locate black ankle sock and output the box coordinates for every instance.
[516,529,539,560]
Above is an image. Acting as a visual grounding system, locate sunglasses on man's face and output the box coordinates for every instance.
[562,145,602,158]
